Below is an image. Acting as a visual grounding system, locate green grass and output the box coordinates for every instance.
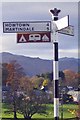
[32,104,78,119]
[2,103,23,118]
[59,104,78,119]
[2,103,78,119]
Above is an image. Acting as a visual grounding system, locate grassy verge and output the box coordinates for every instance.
[2,103,78,119]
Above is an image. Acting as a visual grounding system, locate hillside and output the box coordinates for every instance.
[0,52,79,76]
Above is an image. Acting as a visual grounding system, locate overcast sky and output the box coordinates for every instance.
[0,1,79,59]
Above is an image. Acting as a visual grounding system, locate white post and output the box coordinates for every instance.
[53,21,59,120]
[50,8,61,120]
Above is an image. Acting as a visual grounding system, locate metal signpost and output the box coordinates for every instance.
[3,8,74,120]
[50,8,61,120]
[50,8,74,120]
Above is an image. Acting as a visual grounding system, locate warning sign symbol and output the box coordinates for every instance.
[18,35,27,43]
[42,34,49,41]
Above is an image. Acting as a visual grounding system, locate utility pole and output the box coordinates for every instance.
[50,8,61,120]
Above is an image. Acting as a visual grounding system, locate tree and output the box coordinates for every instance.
[2,63,8,86]
[31,76,44,89]
[75,72,80,89]
[63,69,76,86]
[59,71,65,81]
[5,60,25,119]
[42,79,48,87]
[59,71,65,90]
[4,61,49,119]
[39,72,53,81]
[17,76,48,119]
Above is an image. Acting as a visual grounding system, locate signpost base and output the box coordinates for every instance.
[54,117,59,120]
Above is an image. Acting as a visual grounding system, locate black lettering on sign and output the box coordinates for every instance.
[32,27,34,31]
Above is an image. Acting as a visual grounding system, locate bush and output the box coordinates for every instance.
[60,94,73,104]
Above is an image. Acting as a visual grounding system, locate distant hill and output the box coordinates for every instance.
[0,52,79,76]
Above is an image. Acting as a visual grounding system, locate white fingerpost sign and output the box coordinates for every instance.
[3,21,51,33]
[54,15,69,30]
[58,25,74,36]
